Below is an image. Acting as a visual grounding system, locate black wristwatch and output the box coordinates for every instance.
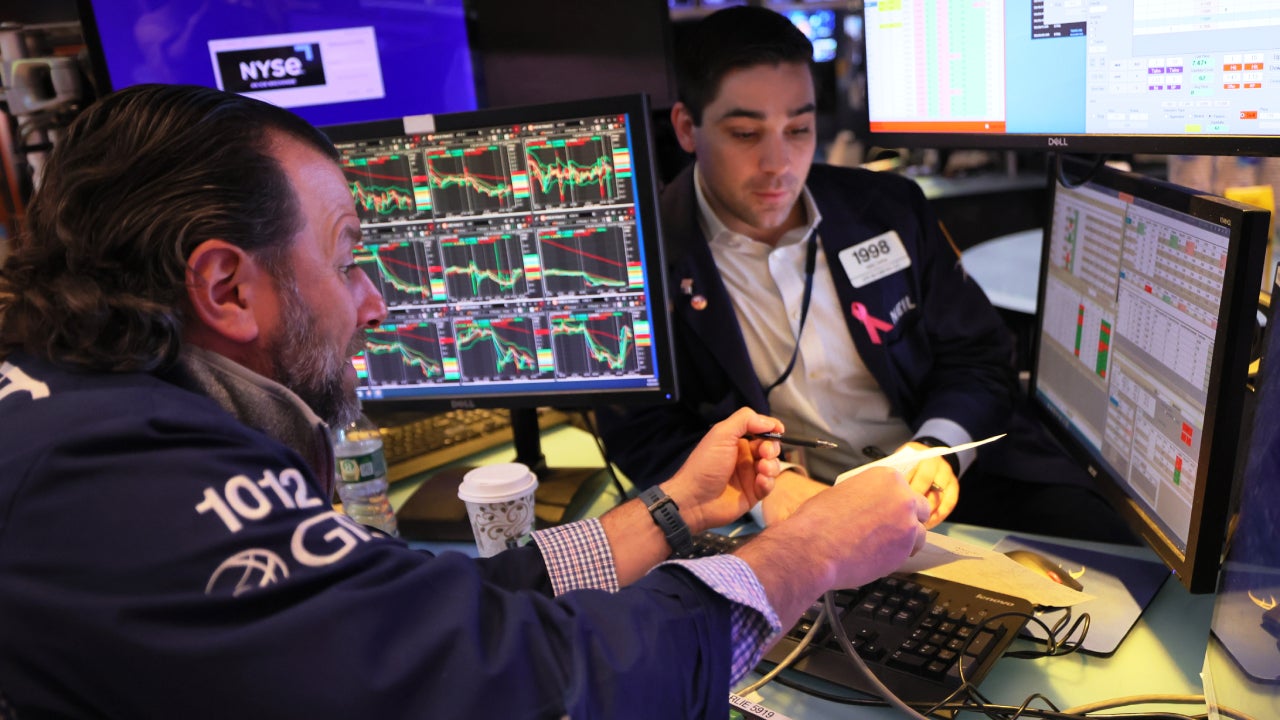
[913,436,961,476]
[639,486,695,558]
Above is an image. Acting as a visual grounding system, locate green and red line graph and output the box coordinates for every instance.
[525,138,616,202]
[550,313,637,371]
[359,244,447,301]
[363,327,446,380]
[539,230,631,289]
[345,155,416,218]
[455,317,544,373]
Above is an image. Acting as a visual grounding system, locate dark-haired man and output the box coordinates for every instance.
[598,6,1133,542]
[0,83,928,718]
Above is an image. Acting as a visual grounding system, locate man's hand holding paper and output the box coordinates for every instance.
[759,435,1006,528]
[835,435,1005,528]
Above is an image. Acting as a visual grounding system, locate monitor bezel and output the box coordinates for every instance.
[322,93,679,413]
[1027,155,1269,593]
[864,128,1280,157]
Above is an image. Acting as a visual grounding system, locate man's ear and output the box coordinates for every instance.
[185,239,268,344]
[671,102,698,154]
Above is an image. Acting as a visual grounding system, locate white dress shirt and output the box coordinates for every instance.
[692,164,973,483]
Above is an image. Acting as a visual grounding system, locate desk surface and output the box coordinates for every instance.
[912,172,1046,201]
[738,523,1216,719]
[390,425,1219,718]
[960,228,1043,315]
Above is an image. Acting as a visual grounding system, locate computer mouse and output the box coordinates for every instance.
[1003,549,1084,591]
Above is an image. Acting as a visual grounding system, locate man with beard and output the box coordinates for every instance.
[597,6,1134,543]
[0,84,929,718]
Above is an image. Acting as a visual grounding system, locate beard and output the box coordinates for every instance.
[267,281,365,427]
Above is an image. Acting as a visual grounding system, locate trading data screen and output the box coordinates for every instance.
[1033,175,1234,554]
[330,102,670,406]
[864,0,1280,149]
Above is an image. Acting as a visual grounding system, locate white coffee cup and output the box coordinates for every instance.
[457,462,539,557]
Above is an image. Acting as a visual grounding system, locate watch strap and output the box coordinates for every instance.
[639,486,695,558]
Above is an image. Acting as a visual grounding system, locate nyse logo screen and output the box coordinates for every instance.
[217,44,327,92]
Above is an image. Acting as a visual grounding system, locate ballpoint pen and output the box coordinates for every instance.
[745,432,839,449]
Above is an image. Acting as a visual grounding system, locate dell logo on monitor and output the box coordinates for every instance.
[1047,137,1070,147]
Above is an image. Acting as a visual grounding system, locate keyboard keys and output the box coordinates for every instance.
[688,531,1033,707]
[765,569,1032,706]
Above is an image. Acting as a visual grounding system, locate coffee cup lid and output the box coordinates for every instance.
[457,462,538,503]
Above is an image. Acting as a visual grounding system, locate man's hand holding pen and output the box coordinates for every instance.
[744,432,839,449]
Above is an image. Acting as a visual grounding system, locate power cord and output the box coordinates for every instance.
[738,606,828,696]
[1054,152,1110,189]
[758,594,1258,720]
[573,408,632,503]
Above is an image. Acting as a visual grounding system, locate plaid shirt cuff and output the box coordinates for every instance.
[664,555,783,684]
[532,518,619,596]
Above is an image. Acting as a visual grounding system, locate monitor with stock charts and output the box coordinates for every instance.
[1028,156,1269,593]
[862,0,1280,154]
[321,94,675,508]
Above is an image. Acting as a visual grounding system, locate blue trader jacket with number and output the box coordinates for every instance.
[0,352,735,719]
[598,163,1016,485]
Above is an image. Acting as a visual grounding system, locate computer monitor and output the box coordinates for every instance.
[76,0,479,126]
[1028,156,1270,593]
[863,0,1280,154]
[322,93,675,500]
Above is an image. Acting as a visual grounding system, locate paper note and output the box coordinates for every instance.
[897,532,1095,608]
[834,434,1006,485]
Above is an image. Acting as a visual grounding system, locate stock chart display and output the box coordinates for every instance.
[337,110,661,401]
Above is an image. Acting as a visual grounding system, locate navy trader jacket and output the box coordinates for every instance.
[0,352,735,719]
[598,163,1016,486]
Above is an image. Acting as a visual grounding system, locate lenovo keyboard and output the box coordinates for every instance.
[691,531,1032,708]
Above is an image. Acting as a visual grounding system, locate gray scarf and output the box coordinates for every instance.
[171,346,336,497]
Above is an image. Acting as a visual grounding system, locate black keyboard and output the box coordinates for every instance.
[691,531,1032,708]
[366,407,570,482]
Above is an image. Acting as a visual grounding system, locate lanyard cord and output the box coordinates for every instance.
[763,232,820,398]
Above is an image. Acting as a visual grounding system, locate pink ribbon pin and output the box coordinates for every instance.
[851,302,893,345]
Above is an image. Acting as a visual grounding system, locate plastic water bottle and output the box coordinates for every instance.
[331,410,399,536]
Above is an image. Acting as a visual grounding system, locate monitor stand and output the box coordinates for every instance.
[991,535,1170,656]
[395,407,612,542]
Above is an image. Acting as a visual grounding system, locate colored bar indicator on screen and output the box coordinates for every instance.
[635,318,651,347]
[523,253,542,282]
[1096,320,1111,378]
[429,273,447,301]
[413,176,432,211]
[511,171,530,200]
[442,356,460,382]
[613,147,632,178]
[1074,304,1084,357]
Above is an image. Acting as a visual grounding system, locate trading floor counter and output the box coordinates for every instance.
[388,423,1224,719]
